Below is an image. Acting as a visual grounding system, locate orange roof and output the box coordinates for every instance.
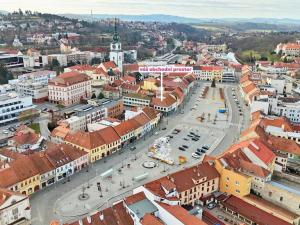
[0,187,26,207]
[142,107,159,120]
[121,75,137,83]
[240,160,271,178]
[242,82,257,94]
[140,214,164,225]
[125,192,146,205]
[51,126,70,139]
[0,167,19,188]
[12,130,39,146]
[113,120,138,137]
[49,72,90,86]
[251,110,264,122]
[158,202,208,225]
[67,65,95,71]
[0,148,25,160]
[10,157,39,182]
[132,112,151,127]
[123,64,140,73]
[29,153,55,175]
[267,135,300,156]
[259,117,294,132]
[220,195,291,225]
[151,94,177,107]
[284,43,300,50]
[65,131,105,150]
[63,201,134,225]
[145,163,219,197]
[244,194,299,221]
[247,139,276,165]
[101,61,117,70]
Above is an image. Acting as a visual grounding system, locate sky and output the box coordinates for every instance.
[1,0,300,19]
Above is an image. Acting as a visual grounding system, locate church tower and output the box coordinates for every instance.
[110,19,123,73]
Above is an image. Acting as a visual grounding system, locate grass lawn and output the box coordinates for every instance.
[241,50,261,60]
[29,123,41,134]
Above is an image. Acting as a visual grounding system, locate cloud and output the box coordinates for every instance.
[1,0,299,19]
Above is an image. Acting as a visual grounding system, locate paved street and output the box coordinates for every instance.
[30,81,247,224]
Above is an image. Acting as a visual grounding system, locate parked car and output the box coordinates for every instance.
[183,138,189,141]
[202,145,209,150]
[182,145,188,148]
[179,147,186,151]
[130,146,136,151]
[167,135,174,139]
[162,127,167,130]
[192,137,199,141]
[192,152,201,159]
[187,134,193,138]
[2,130,9,134]
[207,203,217,210]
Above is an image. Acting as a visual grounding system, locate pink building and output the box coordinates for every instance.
[48,71,92,106]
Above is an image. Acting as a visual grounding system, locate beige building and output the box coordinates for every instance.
[48,71,92,106]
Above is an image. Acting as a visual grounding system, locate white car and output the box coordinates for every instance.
[192,153,202,159]
[2,130,9,134]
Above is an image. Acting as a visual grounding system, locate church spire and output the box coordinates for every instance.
[112,18,120,43]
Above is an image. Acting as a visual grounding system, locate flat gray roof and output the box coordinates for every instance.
[127,199,158,219]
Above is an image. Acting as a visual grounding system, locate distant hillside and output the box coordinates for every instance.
[0,10,8,15]
[61,13,300,25]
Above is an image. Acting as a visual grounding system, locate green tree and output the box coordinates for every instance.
[18,108,40,125]
[211,78,216,88]
[0,64,13,84]
[98,92,104,99]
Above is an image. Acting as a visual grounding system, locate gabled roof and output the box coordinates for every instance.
[140,214,165,225]
[132,112,150,127]
[45,144,73,167]
[29,153,55,175]
[113,119,138,136]
[220,195,291,225]
[142,107,159,120]
[158,202,208,225]
[49,72,90,86]
[267,135,300,156]
[65,131,106,150]
[145,163,219,197]
[0,187,26,207]
[151,94,177,107]
[64,201,134,225]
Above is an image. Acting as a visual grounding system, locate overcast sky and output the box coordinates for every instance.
[1,0,300,19]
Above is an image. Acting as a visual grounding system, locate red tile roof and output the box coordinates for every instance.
[145,163,219,197]
[49,72,90,86]
[67,65,95,71]
[151,94,177,107]
[220,195,291,225]
[140,214,164,225]
[125,192,146,205]
[158,202,208,225]
[267,135,300,156]
[64,201,134,225]
[0,187,26,207]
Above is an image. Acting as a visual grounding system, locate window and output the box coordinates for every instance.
[280,196,283,201]
[236,189,240,193]
[235,181,240,186]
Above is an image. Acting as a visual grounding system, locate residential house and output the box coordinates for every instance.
[0,188,31,225]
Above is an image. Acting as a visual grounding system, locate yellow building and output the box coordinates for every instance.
[65,130,107,163]
[141,78,158,91]
[215,159,251,198]
[1,158,41,196]
[65,126,121,163]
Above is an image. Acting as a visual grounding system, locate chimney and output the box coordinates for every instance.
[99,212,104,221]
[87,216,92,224]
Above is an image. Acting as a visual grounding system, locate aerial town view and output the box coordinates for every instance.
[0,1,300,225]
